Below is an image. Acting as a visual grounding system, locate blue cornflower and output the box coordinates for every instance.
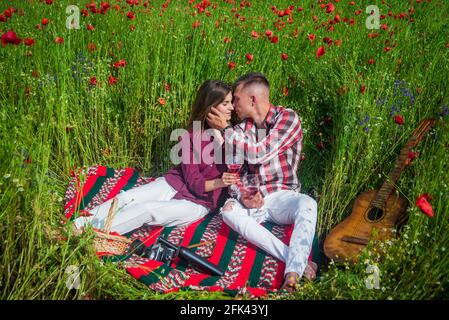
[376,97,386,106]
[359,115,370,126]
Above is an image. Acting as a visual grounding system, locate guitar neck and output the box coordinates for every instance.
[371,119,435,209]
[371,148,409,208]
[371,147,409,208]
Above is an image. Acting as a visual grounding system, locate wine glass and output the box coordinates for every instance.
[227,163,242,173]
[241,174,260,198]
[226,163,242,197]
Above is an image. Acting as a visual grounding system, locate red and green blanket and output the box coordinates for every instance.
[63,165,319,297]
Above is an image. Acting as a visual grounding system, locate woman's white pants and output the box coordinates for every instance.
[73,177,209,234]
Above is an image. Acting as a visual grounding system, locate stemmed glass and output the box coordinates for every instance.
[226,163,242,197]
[227,163,242,174]
[241,174,260,199]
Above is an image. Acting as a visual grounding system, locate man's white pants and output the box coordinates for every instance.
[74,177,209,235]
[220,190,317,278]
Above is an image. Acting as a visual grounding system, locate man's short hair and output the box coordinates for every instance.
[233,72,270,92]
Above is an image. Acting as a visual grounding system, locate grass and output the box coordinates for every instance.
[0,0,448,300]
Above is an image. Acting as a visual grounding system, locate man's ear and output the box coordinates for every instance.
[251,96,256,107]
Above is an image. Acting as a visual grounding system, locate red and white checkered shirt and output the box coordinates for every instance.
[224,104,303,197]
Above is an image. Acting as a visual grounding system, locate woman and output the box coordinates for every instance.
[73,80,239,235]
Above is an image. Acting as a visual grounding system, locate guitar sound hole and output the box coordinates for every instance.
[366,207,384,222]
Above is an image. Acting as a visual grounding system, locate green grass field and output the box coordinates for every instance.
[0,0,448,299]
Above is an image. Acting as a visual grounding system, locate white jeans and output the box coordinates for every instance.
[74,177,209,235]
[220,190,317,278]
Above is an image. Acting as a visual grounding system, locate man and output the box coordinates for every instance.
[206,72,318,291]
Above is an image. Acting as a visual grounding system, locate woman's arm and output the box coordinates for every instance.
[204,172,240,192]
[181,164,240,197]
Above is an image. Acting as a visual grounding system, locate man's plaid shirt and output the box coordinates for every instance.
[224,104,303,197]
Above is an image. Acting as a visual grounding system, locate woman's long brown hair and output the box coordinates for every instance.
[187,79,232,131]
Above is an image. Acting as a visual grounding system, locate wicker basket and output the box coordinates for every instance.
[92,197,132,255]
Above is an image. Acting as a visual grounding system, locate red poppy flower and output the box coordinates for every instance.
[416,194,434,218]
[158,97,166,105]
[87,24,95,31]
[270,36,279,44]
[245,53,253,63]
[368,33,379,39]
[1,30,22,46]
[89,77,97,86]
[384,46,391,52]
[360,85,366,94]
[405,151,419,166]
[55,37,64,44]
[323,37,333,46]
[127,12,135,20]
[0,14,6,22]
[368,58,375,65]
[334,39,342,46]
[130,25,136,31]
[42,18,49,26]
[223,37,231,43]
[265,30,273,37]
[308,34,316,41]
[316,141,325,150]
[251,30,259,38]
[381,24,388,30]
[281,53,288,60]
[192,20,201,28]
[164,83,171,91]
[24,38,35,46]
[88,43,97,52]
[108,75,118,85]
[316,46,325,58]
[326,2,335,13]
[228,61,236,69]
[113,60,127,68]
[282,86,289,96]
[394,115,404,125]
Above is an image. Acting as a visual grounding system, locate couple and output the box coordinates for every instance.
[73,72,318,291]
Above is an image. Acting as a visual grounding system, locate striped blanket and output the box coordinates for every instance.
[63,165,319,297]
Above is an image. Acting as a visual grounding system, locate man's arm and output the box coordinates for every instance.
[224,109,302,164]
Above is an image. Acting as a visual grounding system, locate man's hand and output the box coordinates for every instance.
[240,191,264,209]
[206,106,229,130]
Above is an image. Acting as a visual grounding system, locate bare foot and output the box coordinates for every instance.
[303,261,318,282]
[280,272,300,292]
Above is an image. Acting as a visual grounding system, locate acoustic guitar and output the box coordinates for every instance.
[323,118,435,264]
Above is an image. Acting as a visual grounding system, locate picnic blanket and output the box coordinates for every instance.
[63,165,320,297]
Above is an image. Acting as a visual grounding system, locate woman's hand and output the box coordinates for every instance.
[219,172,240,187]
[205,173,240,192]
